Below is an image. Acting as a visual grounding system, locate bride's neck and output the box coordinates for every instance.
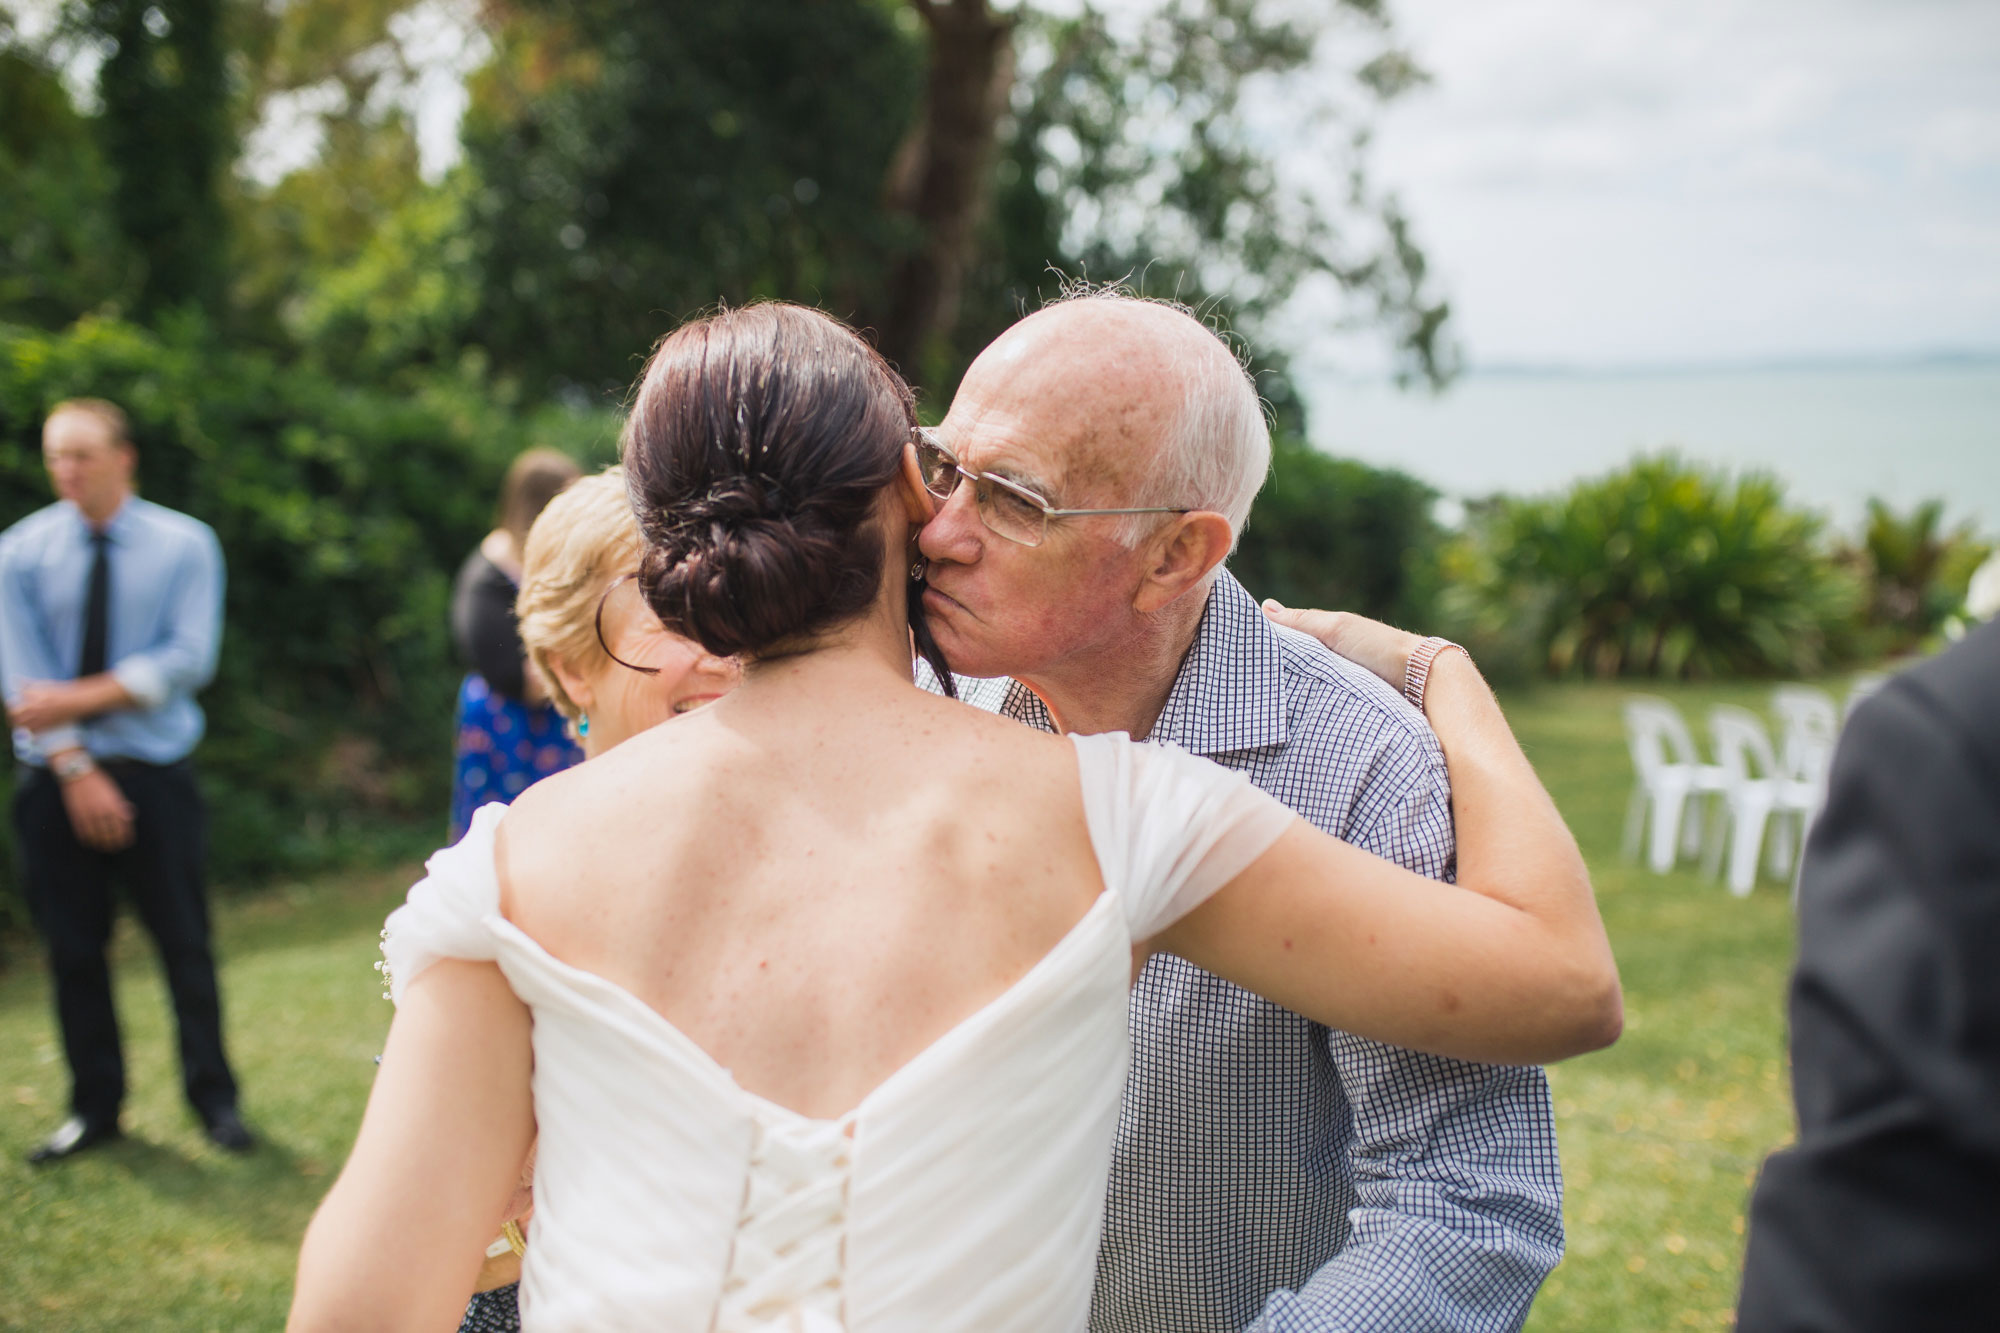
[731,583,918,709]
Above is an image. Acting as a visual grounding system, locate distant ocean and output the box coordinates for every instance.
[1300,361,2000,535]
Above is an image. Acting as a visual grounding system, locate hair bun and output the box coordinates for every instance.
[640,483,878,659]
[621,303,948,675]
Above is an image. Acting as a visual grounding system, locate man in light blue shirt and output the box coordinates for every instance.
[2,398,248,1162]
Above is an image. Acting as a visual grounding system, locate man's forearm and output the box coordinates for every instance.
[66,673,138,719]
[9,674,139,732]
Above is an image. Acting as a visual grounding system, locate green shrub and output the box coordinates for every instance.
[1849,498,1993,651]
[1475,454,1859,679]
[0,316,616,926]
[1232,435,1442,627]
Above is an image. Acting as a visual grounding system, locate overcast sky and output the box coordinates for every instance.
[1319,0,2000,371]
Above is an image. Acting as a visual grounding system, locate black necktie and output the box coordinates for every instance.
[79,529,110,678]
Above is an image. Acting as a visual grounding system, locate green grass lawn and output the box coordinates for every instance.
[2,676,1856,1330]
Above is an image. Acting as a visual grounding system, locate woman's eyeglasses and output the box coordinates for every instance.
[913,428,1189,548]
[594,572,666,674]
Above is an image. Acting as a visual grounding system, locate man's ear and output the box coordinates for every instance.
[1133,511,1234,614]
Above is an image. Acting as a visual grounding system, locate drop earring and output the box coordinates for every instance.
[577,711,591,739]
[910,556,928,581]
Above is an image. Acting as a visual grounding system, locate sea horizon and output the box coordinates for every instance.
[1299,355,2000,536]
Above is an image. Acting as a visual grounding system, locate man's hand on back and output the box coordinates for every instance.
[59,765,136,852]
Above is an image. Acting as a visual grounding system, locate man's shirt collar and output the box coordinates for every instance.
[989,570,1289,756]
[1147,571,1289,756]
[65,495,139,543]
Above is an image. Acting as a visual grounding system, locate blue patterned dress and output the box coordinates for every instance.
[449,673,581,842]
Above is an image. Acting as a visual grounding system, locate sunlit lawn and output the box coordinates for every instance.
[1,674,1861,1330]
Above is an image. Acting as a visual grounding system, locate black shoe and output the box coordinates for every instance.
[201,1106,254,1153]
[27,1115,121,1164]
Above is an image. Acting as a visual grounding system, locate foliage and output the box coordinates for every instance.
[79,0,232,316]
[0,39,139,327]
[456,0,925,399]
[1231,434,1441,626]
[1849,498,1992,650]
[950,0,1454,396]
[0,316,608,918]
[1477,455,1860,679]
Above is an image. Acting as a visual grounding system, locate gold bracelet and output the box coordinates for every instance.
[501,1219,527,1257]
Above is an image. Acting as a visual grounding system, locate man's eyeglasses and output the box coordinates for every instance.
[913,428,1189,548]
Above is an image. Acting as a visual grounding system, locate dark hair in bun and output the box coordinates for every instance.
[623,302,952,691]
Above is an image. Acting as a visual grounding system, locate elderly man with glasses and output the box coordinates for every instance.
[913,291,1563,1333]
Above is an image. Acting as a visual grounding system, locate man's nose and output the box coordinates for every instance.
[917,482,985,565]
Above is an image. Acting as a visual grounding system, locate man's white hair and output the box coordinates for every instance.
[1050,282,1272,550]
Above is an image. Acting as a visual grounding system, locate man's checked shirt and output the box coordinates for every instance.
[929,572,1562,1332]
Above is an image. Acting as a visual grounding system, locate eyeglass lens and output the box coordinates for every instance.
[916,435,1048,547]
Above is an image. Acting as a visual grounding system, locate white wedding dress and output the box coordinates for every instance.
[382,732,1294,1332]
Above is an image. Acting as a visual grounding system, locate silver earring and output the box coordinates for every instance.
[910,557,928,580]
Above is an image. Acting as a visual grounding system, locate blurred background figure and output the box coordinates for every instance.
[1736,614,2000,1331]
[1,399,246,1162]
[449,448,582,841]
[449,465,737,1333]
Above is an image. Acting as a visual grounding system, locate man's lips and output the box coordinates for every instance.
[922,584,970,619]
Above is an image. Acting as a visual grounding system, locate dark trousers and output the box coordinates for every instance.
[12,760,237,1125]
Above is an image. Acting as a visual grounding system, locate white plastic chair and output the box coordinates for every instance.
[1621,696,1728,874]
[1844,673,1887,722]
[1771,686,1839,799]
[1706,705,1820,897]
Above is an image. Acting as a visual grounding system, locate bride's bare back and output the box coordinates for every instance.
[498,666,1101,1121]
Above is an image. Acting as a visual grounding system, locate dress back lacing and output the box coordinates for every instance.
[713,1111,855,1332]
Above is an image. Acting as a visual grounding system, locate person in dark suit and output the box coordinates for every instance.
[1737,614,2000,1330]
[2,398,247,1162]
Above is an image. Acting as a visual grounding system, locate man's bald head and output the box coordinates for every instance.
[958,291,1271,544]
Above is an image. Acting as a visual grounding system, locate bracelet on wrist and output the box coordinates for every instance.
[1403,637,1470,713]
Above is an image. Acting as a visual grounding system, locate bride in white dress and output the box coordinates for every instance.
[289,304,1619,1333]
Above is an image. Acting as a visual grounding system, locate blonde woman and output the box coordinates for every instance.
[457,467,738,1331]
[517,467,739,757]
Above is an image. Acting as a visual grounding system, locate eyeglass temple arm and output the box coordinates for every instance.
[1041,505,1192,517]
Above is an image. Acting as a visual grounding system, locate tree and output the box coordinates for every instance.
[80,0,231,317]
[458,0,923,398]
[0,36,138,327]
[451,0,1451,401]
[935,0,1455,394]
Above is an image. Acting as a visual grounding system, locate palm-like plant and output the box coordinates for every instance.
[1857,499,1991,647]
[1486,454,1858,678]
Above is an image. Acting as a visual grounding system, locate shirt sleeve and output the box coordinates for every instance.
[1070,732,1296,942]
[1249,726,1564,1333]
[107,521,224,708]
[381,804,510,1004]
[0,529,85,756]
